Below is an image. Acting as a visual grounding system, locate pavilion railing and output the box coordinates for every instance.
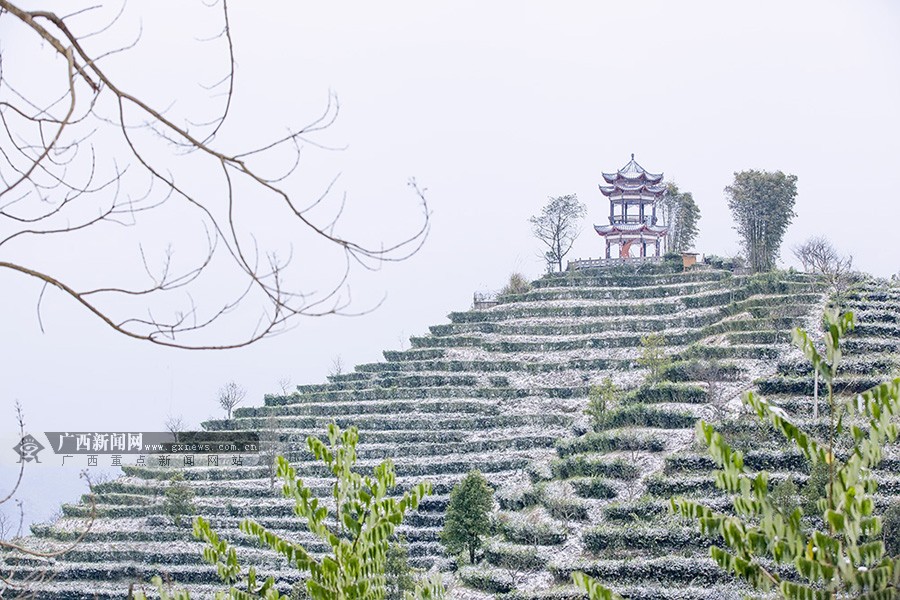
[566,256,663,271]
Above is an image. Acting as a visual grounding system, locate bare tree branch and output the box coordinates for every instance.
[0,1,430,349]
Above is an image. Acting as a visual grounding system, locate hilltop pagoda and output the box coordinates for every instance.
[595,154,668,259]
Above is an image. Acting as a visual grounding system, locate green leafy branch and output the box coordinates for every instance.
[136,423,436,600]
[576,308,900,600]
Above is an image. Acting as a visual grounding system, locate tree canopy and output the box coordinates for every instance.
[530,194,586,273]
[440,470,494,564]
[658,183,701,253]
[725,170,798,273]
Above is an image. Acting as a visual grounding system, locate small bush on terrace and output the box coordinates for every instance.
[800,460,828,517]
[500,272,532,296]
[162,472,195,527]
[585,377,618,431]
[638,333,671,385]
[575,308,900,600]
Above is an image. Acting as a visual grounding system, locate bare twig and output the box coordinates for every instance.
[0,1,430,350]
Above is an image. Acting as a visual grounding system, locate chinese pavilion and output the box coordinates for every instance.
[595,154,668,259]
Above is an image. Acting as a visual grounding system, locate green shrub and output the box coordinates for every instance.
[497,514,567,546]
[663,251,682,265]
[768,477,799,517]
[525,460,554,483]
[584,525,713,555]
[800,460,828,516]
[585,378,618,431]
[756,375,883,396]
[599,404,695,430]
[500,273,532,297]
[704,254,742,271]
[542,496,588,523]
[458,566,513,594]
[162,472,195,526]
[551,456,639,480]
[601,499,667,523]
[496,482,543,511]
[623,383,707,405]
[571,478,617,500]
[484,544,547,571]
[556,432,664,457]
[660,360,742,383]
[645,474,717,497]
[638,333,671,385]
[665,450,807,475]
[571,555,734,588]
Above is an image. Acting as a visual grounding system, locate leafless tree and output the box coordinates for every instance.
[1,402,97,597]
[328,355,344,378]
[217,381,245,420]
[695,361,726,420]
[0,510,13,542]
[792,236,854,293]
[164,414,185,442]
[0,2,429,350]
[276,376,293,395]
[494,546,532,590]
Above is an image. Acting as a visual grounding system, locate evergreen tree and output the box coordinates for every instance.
[725,170,798,272]
[441,470,494,564]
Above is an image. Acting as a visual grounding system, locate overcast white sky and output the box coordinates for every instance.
[1,1,899,527]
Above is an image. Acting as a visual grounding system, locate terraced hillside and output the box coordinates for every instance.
[11,264,893,599]
[463,278,900,599]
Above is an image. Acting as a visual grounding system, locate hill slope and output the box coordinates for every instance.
[7,264,898,599]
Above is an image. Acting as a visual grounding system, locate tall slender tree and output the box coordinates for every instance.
[658,183,701,253]
[530,194,586,273]
[725,170,798,273]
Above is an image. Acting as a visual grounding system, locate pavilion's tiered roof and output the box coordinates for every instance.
[594,222,668,236]
[593,155,668,259]
[599,154,667,198]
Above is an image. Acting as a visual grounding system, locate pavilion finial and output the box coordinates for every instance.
[631,153,634,160]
